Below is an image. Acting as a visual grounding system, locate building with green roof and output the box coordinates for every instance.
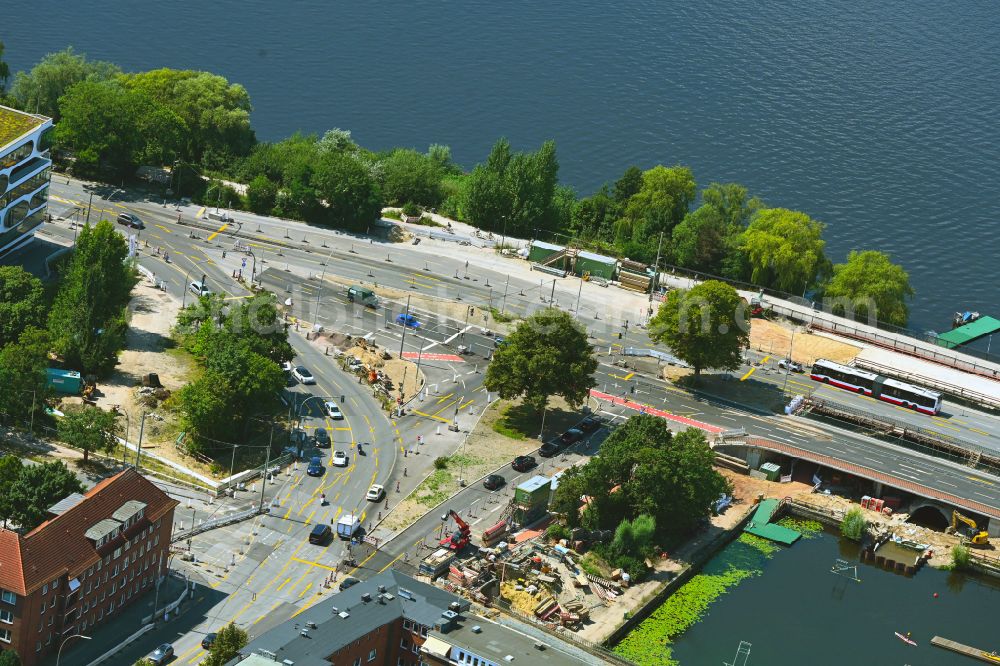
[0,105,54,258]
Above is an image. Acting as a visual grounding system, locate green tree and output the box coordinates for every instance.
[824,250,914,326]
[484,308,596,414]
[618,165,696,242]
[740,207,829,293]
[48,220,139,375]
[0,455,25,528]
[428,144,457,172]
[648,280,749,376]
[0,328,49,429]
[380,148,443,207]
[671,205,733,274]
[613,166,643,204]
[0,41,10,94]
[463,138,560,236]
[10,460,84,530]
[311,150,382,230]
[55,79,185,178]
[245,175,278,214]
[0,648,21,665]
[121,69,255,162]
[570,189,617,241]
[10,47,120,120]
[701,182,761,229]
[0,266,46,348]
[202,622,248,666]
[548,466,588,528]
[57,405,119,462]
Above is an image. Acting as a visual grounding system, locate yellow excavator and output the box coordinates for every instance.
[951,511,990,547]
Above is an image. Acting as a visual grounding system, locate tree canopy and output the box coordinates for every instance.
[0,328,49,429]
[484,307,596,413]
[380,148,444,207]
[0,41,10,95]
[550,415,731,551]
[0,266,46,349]
[57,405,119,462]
[824,250,914,326]
[741,207,829,294]
[10,47,120,120]
[648,280,749,376]
[202,623,249,666]
[48,220,138,375]
[2,459,84,531]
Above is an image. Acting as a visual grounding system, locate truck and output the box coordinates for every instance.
[419,548,456,579]
[347,285,378,307]
[336,513,361,540]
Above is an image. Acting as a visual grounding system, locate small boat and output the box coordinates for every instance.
[953,311,981,328]
[895,632,917,646]
[981,651,1000,662]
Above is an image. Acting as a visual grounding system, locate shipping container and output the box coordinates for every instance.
[46,368,82,394]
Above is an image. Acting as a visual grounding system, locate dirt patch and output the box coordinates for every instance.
[750,318,860,365]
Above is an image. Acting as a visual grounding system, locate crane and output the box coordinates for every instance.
[440,509,471,551]
[951,511,989,547]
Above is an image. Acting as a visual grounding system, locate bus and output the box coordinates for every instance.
[809,358,942,415]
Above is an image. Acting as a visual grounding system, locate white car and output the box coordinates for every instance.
[188,281,211,297]
[366,484,385,502]
[324,401,344,419]
[778,358,803,373]
[332,450,348,467]
[292,366,315,384]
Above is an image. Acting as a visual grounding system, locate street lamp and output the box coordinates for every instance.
[114,407,130,465]
[499,214,508,251]
[57,633,90,666]
[538,405,547,441]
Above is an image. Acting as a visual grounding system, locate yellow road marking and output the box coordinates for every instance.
[298,583,312,598]
[740,367,756,381]
[207,223,228,241]
[623,372,634,381]
[436,392,454,404]
[412,409,450,423]
[967,476,995,486]
[291,557,339,572]
[968,427,991,436]
[155,224,172,233]
[196,207,206,218]
[276,577,292,592]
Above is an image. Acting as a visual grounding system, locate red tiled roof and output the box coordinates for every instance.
[0,469,177,596]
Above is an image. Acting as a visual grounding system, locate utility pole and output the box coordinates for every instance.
[135,412,147,470]
[398,294,412,357]
[85,192,94,225]
[649,231,664,304]
[549,279,556,304]
[315,247,335,324]
[781,329,797,397]
[575,279,583,313]
[260,427,273,512]
[501,275,510,314]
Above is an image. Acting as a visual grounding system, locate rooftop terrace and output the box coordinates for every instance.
[0,105,45,150]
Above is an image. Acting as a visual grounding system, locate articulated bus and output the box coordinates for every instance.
[809,358,942,415]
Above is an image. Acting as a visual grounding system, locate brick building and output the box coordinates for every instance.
[0,469,177,665]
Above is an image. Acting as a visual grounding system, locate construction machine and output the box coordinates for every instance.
[439,509,471,551]
[951,510,989,547]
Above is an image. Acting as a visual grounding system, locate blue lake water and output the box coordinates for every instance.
[6,0,1000,330]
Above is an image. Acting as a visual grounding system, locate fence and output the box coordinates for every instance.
[170,504,269,543]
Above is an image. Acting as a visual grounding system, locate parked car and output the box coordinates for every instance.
[147,643,174,665]
[778,358,803,373]
[339,576,360,591]
[578,415,602,433]
[313,428,330,447]
[559,428,585,446]
[188,281,211,297]
[116,212,144,229]
[483,474,505,490]
[366,484,385,501]
[332,450,348,467]
[347,357,364,370]
[281,361,296,386]
[292,366,316,384]
[324,401,344,419]
[306,456,324,476]
[309,523,332,545]
[201,633,217,650]
[511,455,536,472]
[395,313,421,329]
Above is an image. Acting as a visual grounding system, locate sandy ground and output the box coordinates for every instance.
[750,318,860,365]
[81,279,213,476]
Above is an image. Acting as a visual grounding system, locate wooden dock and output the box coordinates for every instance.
[931,636,1000,663]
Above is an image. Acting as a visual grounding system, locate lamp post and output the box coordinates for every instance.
[84,192,94,225]
[538,405,547,442]
[115,408,130,465]
[135,412,148,470]
[57,633,90,666]
[499,214,508,251]
[315,248,335,324]
[781,328,797,397]
[398,294,412,357]
[260,425,274,512]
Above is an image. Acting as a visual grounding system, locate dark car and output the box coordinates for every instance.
[578,415,602,433]
[494,335,506,348]
[309,524,332,545]
[339,576,360,591]
[201,633,217,650]
[395,313,421,329]
[147,643,174,665]
[483,474,505,490]
[539,441,562,457]
[306,456,324,476]
[116,212,145,229]
[559,428,585,446]
[512,455,536,472]
[314,428,330,448]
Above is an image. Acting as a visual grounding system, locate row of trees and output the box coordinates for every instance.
[0,220,136,431]
[1,45,914,324]
[173,293,293,456]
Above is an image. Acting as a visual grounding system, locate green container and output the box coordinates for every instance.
[46,368,81,394]
[574,251,617,280]
[528,241,563,264]
[515,475,552,507]
[759,462,782,482]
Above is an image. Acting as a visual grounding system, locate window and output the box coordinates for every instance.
[41,584,48,595]
[368,649,377,662]
[0,609,11,624]
[0,590,14,605]
[421,626,428,637]
[353,659,361,666]
[40,601,45,613]
[108,601,114,612]
[401,638,409,650]
[403,619,413,630]
[113,547,122,560]
[0,628,12,643]
[36,641,41,652]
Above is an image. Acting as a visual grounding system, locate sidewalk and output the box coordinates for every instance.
[43,573,189,666]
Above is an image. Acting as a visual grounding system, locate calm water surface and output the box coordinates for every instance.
[666,529,1000,666]
[6,1,1000,330]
